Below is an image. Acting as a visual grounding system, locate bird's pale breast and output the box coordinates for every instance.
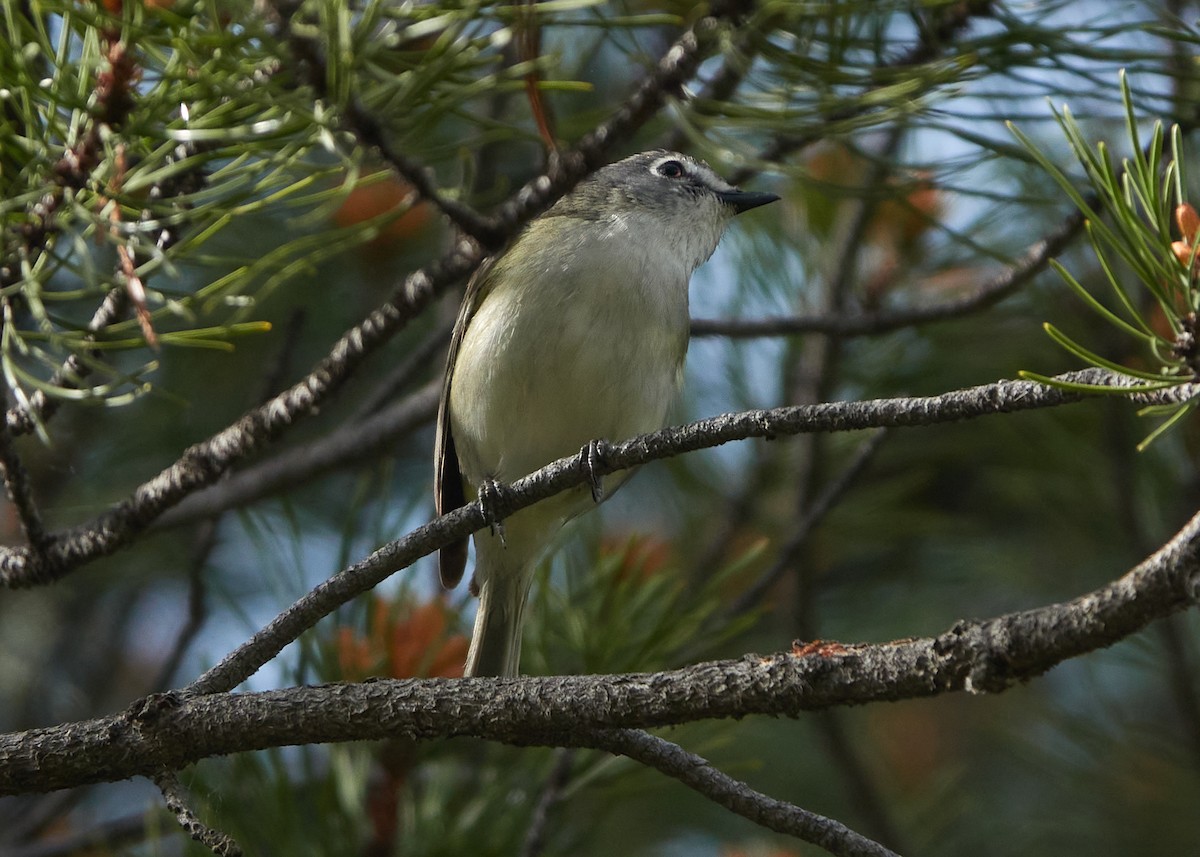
[449,213,691,493]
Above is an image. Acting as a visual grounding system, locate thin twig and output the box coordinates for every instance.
[724,429,889,620]
[153,770,243,857]
[4,287,130,436]
[520,748,576,857]
[154,382,438,529]
[107,144,159,349]
[585,729,899,857]
[518,0,558,155]
[152,519,218,690]
[691,210,1084,339]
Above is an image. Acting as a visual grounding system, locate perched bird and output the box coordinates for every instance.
[435,150,778,677]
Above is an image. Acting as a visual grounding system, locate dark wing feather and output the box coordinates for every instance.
[434,255,498,588]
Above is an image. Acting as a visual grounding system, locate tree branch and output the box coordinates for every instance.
[519,748,575,857]
[3,287,130,436]
[153,383,439,529]
[691,209,1083,338]
[4,495,1199,795]
[153,770,242,857]
[0,239,482,588]
[582,729,898,857]
[723,428,889,620]
[184,368,1181,696]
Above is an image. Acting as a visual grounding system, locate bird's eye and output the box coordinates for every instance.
[656,159,686,179]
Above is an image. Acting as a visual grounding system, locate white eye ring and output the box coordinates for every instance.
[655,159,686,179]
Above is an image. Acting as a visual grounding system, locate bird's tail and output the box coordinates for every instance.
[463,531,538,678]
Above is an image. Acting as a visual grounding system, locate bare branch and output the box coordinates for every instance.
[153,383,438,529]
[186,368,1174,696]
[583,729,898,857]
[519,748,575,857]
[723,428,889,620]
[4,496,1199,796]
[0,239,482,588]
[692,210,1084,339]
[153,770,243,857]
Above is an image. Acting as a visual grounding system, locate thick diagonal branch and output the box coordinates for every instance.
[3,493,1199,796]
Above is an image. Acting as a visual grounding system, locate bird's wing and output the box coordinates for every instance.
[435,254,499,589]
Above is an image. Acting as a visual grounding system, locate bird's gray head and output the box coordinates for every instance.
[544,150,778,276]
[550,150,778,220]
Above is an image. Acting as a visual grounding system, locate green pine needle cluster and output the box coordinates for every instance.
[1015,71,1200,448]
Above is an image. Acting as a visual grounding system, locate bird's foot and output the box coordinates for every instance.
[580,439,612,504]
[477,477,508,546]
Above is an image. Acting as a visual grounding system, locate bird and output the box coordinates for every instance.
[434,149,778,677]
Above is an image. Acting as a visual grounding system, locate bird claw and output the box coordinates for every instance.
[581,439,611,504]
[478,477,507,546]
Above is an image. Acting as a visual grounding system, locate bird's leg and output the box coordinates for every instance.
[580,439,612,504]
[477,477,508,546]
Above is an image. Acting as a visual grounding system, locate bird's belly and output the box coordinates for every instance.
[449,270,688,490]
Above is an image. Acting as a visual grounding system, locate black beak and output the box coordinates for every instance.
[716,189,781,214]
